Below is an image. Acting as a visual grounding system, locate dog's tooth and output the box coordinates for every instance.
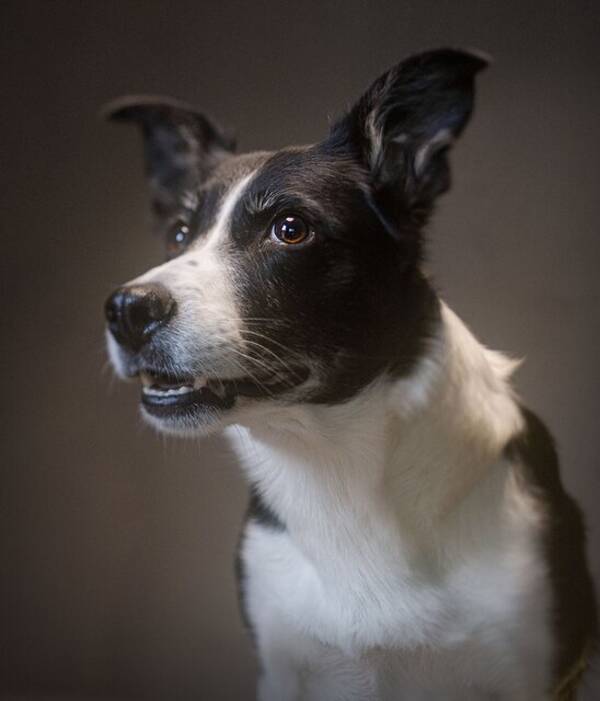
[142,384,194,397]
[174,385,193,394]
[194,376,208,390]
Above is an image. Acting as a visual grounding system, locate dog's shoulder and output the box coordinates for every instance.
[505,406,599,690]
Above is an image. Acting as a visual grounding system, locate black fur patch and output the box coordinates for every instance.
[235,487,285,644]
[505,407,598,692]
[104,95,236,216]
[247,485,286,531]
[328,48,488,218]
[224,146,440,405]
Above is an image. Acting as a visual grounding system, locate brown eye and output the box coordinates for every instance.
[271,215,312,245]
[166,221,190,258]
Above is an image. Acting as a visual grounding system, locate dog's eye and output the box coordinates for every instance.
[271,216,312,245]
[166,221,190,258]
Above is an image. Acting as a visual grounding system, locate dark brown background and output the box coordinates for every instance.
[2,1,599,699]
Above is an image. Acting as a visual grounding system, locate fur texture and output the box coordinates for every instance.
[103,48,597,699]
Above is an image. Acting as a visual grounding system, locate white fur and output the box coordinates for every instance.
[108,173,255,384]
[229,305,554,700]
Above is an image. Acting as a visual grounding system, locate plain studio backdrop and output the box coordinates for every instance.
[1,1,599,699]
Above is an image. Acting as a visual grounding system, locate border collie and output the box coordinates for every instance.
[103,48,596,700]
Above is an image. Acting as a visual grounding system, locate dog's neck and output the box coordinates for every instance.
[228,303,524,570]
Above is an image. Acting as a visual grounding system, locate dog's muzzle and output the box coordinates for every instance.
[105,282,311,432]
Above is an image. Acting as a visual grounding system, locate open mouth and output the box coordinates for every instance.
[136,364,310,423]
[140,371,237,417]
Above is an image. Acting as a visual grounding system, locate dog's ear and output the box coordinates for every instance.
[329,48,489,213]
[103,96,235,213]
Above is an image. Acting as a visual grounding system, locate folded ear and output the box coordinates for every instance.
[103,95,235,214]
[329,48,489,211]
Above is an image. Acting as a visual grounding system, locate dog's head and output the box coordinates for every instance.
[104,48,487,435]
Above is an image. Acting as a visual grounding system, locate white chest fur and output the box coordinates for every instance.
[227,306,554,700]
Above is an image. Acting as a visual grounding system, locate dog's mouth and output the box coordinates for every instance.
[138,365,310,421]
[139,370,237,416]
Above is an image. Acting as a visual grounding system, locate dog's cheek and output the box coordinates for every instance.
[245,247,358,357]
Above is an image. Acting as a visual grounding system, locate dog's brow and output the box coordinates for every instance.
[244,189,328,222]
[245,188,280,215]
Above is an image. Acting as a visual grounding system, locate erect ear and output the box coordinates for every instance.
[103,95,235,214]
[329,48,489,211]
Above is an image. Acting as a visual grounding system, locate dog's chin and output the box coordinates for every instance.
[140,401,233,437]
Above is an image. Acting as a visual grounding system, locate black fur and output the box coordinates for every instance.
[329,48,488,225]
[227,145,440,404]
[247,485,286,531]
[505,408,598,693]
[235,487,285,643]
[104,95,235,217]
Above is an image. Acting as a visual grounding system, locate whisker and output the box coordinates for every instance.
[241,328,298,351]
[220,333,303,394]
[205,334,280,396]
[240,339,305,384]
[239,331,306,375]
[209,316,289,326]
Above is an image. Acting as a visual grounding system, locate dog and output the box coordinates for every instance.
[103,48,597,700]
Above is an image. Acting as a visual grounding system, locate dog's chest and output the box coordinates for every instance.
[241,512,551,697]
[232,420,553,697]
[242,506,548,643]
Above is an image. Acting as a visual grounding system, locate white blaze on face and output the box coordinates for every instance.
[122,171,256,375]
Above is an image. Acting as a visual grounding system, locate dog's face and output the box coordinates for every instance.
[105,49,487,435]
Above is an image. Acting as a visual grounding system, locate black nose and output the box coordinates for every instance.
[105,283,175,352]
